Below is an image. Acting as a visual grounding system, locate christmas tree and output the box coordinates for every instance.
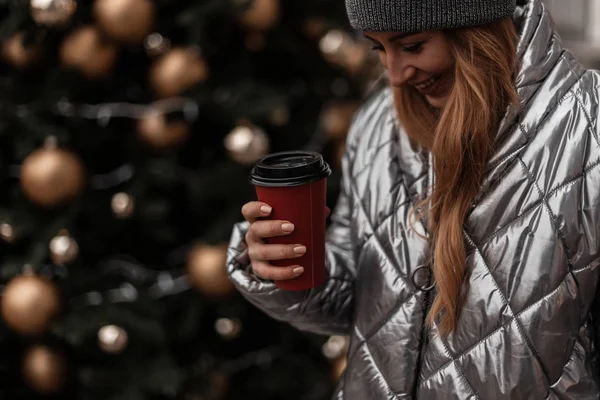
[0,0,377,399]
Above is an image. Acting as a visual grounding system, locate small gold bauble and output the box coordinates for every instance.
[49,231,78,265]
[136,111,190,149]
[0,223,15,243]
[302,17,328,39]
[22,345,67,394]
[238,0,280,31]
[2,32,43,69]
[98,324,129,354]
[93,0,154,45]
[111,192,135,218]
[20,145,85,208]
[268,106,290,127]
[59,25,119,80]
[1,274,61,336]
[321,101,359,141]
[223,124,269,166]
[149,48,209,98]
[215,318,242,340]
[30,0,76,27]
[186,243,235,298]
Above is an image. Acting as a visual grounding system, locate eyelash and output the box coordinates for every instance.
[370,41,425,53]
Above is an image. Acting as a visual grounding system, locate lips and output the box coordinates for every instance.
[413,75,443,95]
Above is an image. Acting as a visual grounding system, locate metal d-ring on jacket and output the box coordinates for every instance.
[226,0,600,398]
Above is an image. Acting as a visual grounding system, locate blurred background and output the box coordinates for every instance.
[0,1,597,399]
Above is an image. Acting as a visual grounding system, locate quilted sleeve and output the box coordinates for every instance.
[225,103,366,337]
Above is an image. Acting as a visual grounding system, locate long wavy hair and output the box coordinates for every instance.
[394,18,520,336]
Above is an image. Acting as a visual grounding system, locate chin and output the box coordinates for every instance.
[426,95,448,109]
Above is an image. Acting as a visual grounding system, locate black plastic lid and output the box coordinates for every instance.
[249,151,331,187]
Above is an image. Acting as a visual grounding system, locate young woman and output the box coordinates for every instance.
[227,0,600,398]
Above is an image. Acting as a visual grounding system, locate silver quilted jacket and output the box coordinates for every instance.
[226,0,600,398]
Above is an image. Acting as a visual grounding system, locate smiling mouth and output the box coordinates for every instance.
[414,75,440,91]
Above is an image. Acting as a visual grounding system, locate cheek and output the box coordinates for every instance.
[377,52,387,69]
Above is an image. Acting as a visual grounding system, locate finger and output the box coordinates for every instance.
[241,201,272,223]
[250,220,295,240]
[251,260,304,281]
[325,206,331,218]
[248,243,306,261]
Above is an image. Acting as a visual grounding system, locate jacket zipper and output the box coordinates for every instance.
[412,285,434,398]
[412,151,436,398]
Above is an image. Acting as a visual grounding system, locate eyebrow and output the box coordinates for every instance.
[363,32,415,44]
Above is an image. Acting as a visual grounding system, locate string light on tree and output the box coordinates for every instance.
[111,192,135,219]
[215,318,242,340]
[22,345,67,394]
[136,110,190,150]
[149,48,209,98]
[144,32,170,57]
[1,273,61,336]
[223,123,269,166]
[20,138,85,208]
[30,0,77,27]
[93,0,154,45]
[0,222,15,243]
[59,25,118,80]
[49,230,78,265]
[238,0,281,31]
[1,32,43,70]
[98,325,129,354]
[319,29,368,75]
[186,243,235,298]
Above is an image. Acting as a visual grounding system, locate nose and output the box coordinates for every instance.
[387,53,416,87]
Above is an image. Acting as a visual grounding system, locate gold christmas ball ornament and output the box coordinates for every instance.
[149,48,209,98]
[49,231,78,265]
[186,243,235,298]
[22,345,67,394]
[59,25,118,80]
[1,274,61,336]
[0,223,15,243]
[215,318,242,340]
[2,32,43,69]
[20,145,85,208]
[30,0,77,27]
[319,30,368,75]
[98,324,129,354]
[238,0,280,31]
[321,101,359,141]
[136,111,190,149]
[93,0,154,45]
[111,192,135,218]
[223,124,269,166]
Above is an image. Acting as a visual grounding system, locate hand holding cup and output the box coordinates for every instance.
[242,202,330,282]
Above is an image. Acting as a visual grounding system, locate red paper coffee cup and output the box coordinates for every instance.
[250,151,331,291]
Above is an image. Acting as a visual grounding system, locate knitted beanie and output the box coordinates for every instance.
[345,0,517,33]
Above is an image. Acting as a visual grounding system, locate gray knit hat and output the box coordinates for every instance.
[345,0,517,33]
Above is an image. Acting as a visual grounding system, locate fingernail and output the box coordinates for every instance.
[293,246,306,254]
[293,267,304,274]
[260,205,272,214]
[281,223,294,232]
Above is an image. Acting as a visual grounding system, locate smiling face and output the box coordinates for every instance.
[364,31,455,109]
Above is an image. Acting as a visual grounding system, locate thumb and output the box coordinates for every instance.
[325,206,331,218]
